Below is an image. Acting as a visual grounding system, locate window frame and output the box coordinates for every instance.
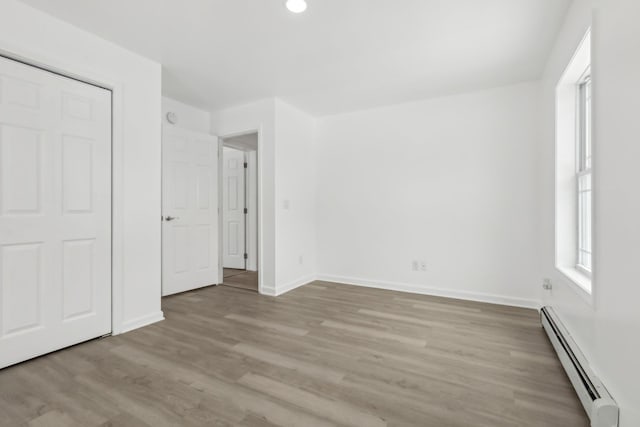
[576,70,592,278]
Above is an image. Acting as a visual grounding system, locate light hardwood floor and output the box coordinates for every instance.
[0,282,589,427]
[224,268,247,279]
[223,269,259,292]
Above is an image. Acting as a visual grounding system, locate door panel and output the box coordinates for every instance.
[62,239,95,320]
[61,135,93,213]
[0,125,42,214]
[222,147,246,269]
[1,243,42,336]
[0,56,112,369]
[162,125,218,296]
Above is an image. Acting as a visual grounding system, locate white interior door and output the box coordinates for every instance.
[0,56,112,369]
[222,147,246,270]
[162,125,218,296]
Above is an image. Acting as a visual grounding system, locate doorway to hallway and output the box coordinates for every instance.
[220,133,259,292]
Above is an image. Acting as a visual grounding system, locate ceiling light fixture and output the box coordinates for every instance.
[286,0,307,14]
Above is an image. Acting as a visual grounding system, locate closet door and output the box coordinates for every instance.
[0,56,112,369]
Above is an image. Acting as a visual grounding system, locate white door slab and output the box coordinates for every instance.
[0,56,112,369]
[162,125,218,296]
[222,147,246,270]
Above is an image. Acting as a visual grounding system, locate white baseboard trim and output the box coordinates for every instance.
[274,274,316,297]
[259,274,317,297]
[316,274,541,309]
[118,311,165,334]
[260,286,277,297]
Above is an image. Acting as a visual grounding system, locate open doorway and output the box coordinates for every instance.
[220,132,259,292]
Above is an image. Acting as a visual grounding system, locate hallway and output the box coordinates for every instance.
[223,269,258,292]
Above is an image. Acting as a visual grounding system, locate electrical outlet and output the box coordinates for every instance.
[542,278,553,290]
[299,255,304,265]
[412,260,427,272]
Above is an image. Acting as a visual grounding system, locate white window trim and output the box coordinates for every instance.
[555,29,594,303]
[557,266,593,305]
[576,71,592,277]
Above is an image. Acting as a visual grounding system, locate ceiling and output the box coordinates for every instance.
[224,133,258,152]
[19,0,571,116]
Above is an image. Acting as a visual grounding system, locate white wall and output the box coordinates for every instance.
[315,82,541,308]
[540,0,640,424]
[0,0,163,333]
[162,96,210,133]
[274,99,317,293]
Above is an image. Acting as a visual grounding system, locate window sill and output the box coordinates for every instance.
[556,266,594,306]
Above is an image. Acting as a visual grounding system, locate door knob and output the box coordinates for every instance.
[164,216,180,222]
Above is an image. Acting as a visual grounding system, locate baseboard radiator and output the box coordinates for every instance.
[540,307,619,427]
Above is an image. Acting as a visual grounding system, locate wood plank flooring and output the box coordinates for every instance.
[223,269,259,292]
[224,269,248,279]
[0,281,589,427]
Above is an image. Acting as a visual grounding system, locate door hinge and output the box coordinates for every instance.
[244,253,248,260]
[244,208,248,214]
[244,162,248,168]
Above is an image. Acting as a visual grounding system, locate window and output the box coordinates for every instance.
[576,72,592,275]
[555,30,592,298]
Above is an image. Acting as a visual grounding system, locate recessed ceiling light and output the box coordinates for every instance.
[286,0,307,14]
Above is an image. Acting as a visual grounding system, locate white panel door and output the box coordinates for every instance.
[162,125,218,296]
[0,56,112,369]
[222,147,246,270]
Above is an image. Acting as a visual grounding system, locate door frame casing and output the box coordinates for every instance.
[0,43,129,335]
[219,129,263,294]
